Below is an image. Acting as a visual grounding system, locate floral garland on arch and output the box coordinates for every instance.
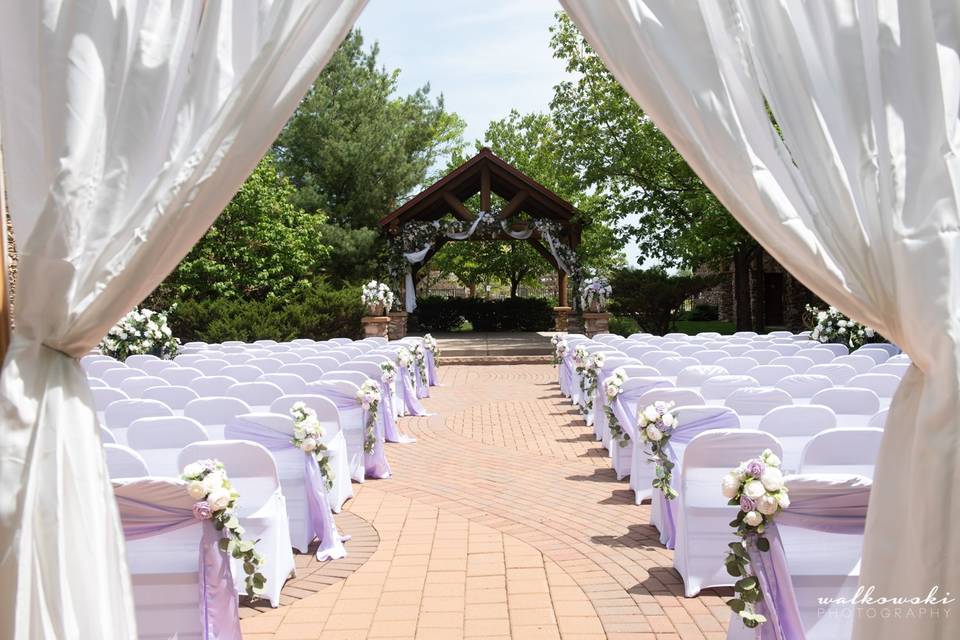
[551,334,568,366]
[356,380,381,454]
[182,459,266,598]
[100,307,180,360]
[805,304,884,349]
[638,402,680,499]
[423,333,441,364]
[721,449,790,630]
[578,352,605,415]
[289,403,333,491]
[603,369,629,445]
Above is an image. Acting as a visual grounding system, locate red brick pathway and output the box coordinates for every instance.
[242,364,730,640]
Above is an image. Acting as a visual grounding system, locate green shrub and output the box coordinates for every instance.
[413,297,554,332]
[609,268,721,336]
[608,315,640,337]
[170,281,365,343]
[415,296,467,332]
[681,304,720,322]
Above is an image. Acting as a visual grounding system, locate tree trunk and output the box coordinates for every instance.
[733,247,753,332]
[468,283,476,298]
[510,278,520,298]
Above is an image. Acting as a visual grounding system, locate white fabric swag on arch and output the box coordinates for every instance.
[402,217,573,312]
[0,1,367,638]
[561,2,960,639]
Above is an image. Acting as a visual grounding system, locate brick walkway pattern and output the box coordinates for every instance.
[242,364,730,640]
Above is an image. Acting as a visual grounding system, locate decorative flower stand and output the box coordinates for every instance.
[388,311,408,340]
[582,312,611,337]
[361,315,390,338]
[552,306,572,332]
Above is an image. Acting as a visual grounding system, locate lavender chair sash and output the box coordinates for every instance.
[425,350,440,386]
[559,357,574,396]
[609,380,674,440]
[115,482,240,640]
[225,416,346,560]
[747,475,870,640]
[413,356,430,398]
[307,385,391,479]
[654,411,740,549]
[398,363,428,417]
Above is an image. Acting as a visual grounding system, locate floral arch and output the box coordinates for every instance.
[379,148,582,312]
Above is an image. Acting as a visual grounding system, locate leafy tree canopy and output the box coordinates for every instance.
[609,268,721,335]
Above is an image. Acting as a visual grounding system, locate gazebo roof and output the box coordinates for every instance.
[379,147,578,230]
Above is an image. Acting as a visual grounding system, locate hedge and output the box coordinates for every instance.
[415,296,554,332]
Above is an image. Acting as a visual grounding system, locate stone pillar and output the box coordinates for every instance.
[361,316,390,339]
[553,306,572,332]
[582,312,611,337]
[388,311,408,340]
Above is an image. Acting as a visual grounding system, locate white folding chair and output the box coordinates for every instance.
[870,362,909,377]
[226,381,284,409]
[868,408,888,429]
[742,349,779,365]
[799,428,883,477]
[104,444,150,478]
[723,387,793,428]
[775,374,833,403]
[831,355,876,374]
[141,385,199,410]
[756,404,837,471]
[127,417,209,476]
[714,356,760,375]
[258,373,308,394]
[675,430,781,596]
[157,366,203,386]
[625,344,658,359]
[807,363,858,385]
[278,363,326,382]
[101,367,145,387]
[769,355,815,373]
[701,375,759,404]
[745,365,795,385]
[85,360,127,379]
[119,376,170,398]
[303,355,344,368]
[810,388,881,427]
[767,343,802,356]
[690,349,729,365]
[173,353,207,367]
[321,370,368,386]
[676,365,728,387]
[183,397,251,439]
[618,364,663,378]
[221,353,253,364]
[104,399,174,444]
[92,387,129,423]
[846,373,901,405]
[635,387,704,408]
[808,343,849,357]
[246,358,284,374]
[193,359,230,375]
[672,345,705,357]
[853,347,891,364]
[133,360,178,376]
[178,440,295,608]
[656,356,700,377]
[639,350,681,367]
[270,352,302,364]
[189,375,239,397]
[797,348,837,364]
[125,354,161,368]
[218,364,264,383]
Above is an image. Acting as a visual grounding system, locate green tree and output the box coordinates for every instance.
[548,13,758,329]
[274,29,466,228]
[608,268,721,335]
[149,155,327,306]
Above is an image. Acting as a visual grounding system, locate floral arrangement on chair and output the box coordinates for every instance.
[182,459,266,598]
[411,343,429,387]
[637,401,680,498]
[361,281,395,316]
[603,369,629,445]
[423,333,441,365]
[551,334,568,366]
[579,352,605,415]
[100,307,180,360]
[805,304,883,349]
[356,380,381,454]
[581,276,612,313]
[289,402,333,491]
[572,344,589,372]
[379,361,397,386]
[721,449,790,629]
[396,347,417,386]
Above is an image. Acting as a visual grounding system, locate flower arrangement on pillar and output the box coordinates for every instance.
[581,276,612,337]
[360,280,393,338]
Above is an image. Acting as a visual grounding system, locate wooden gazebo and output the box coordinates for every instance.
[379,147,581,308]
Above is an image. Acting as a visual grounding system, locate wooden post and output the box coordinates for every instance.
[558,270,568,308]
[0,137,11,364]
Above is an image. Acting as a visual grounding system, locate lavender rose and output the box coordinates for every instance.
[745,459,766,479]
[192,501,213,520]
[739,495,757,513]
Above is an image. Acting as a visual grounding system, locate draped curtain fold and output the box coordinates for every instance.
[0,2,366,637]
[561,1,960,638]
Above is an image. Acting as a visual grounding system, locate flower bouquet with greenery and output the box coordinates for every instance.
[100,307,179,360]
[289,402,333,491]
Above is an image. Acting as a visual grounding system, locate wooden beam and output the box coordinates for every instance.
[480,165,491,212]
[558,270,569,307]
[526,238,559,270]
[496,190,528,220]
[441,191,475,222]
[0,137,10,365]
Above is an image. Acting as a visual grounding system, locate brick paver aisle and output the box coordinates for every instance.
[244,365,729,640]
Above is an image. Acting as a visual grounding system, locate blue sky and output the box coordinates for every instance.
[355,0,641,264]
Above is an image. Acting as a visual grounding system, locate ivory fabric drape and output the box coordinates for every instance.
[0,1,366,637]
[561,1,960,638]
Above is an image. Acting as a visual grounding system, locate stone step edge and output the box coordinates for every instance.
[441,355,552,366]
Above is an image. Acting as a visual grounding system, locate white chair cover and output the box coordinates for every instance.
[190,376,240,398]
[769,356,815,374]
[756,405,838,472]
[127,417,209,477]
[104,444,149,479]
[800,428,884,479]
[810,389,881,428]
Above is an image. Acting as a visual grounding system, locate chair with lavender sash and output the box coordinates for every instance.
[225,413,348,560]
[375,348,429,418]
[674,430,782,597]
[647,406,741,545]
[602,376,673,487]
[591,357,638,445]
[726,474,870,640]
[177,441,296,607]
[115,477,241,640]
[306,379,391,480]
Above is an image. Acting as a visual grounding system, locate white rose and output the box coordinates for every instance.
[208,488,232,511]
[301,437,317,452]
[187,481,207,500]
[661,412,675,428]
[761,467,784,492]
[643,405,659,422]
[757,494,779,515]
[202,472,223,495]
[645,425,663,442]
[743,511,763,527]
[183,462,204,479]
[762,450,781,467]
[721,473,741,499]
[817,311,827,321]
[776,492,791,509]
[743,480,766,500]
[606,385,619,399]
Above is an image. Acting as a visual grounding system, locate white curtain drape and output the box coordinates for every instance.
[0,1,366,637]
[561,1,959,638]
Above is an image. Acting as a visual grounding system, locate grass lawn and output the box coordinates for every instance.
[672,320,736,335]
